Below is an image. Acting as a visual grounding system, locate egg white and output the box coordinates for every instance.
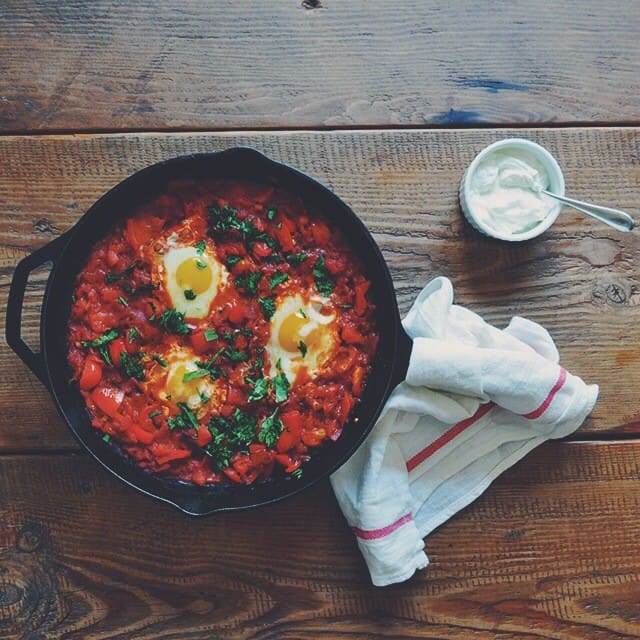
[265,293,336,385]
[161,244,227,318]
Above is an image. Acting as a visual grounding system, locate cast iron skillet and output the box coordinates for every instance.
[6,148,412,515]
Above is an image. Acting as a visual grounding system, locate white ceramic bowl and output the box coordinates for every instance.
[459,138,565,241]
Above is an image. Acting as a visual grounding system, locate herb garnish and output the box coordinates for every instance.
[157,309,190,335]
[286,252,307,266]
[102,433,111,443]
[258,296,276,320]
[298,340,308,357]
[234,271,262,295]
[291,468,302,479]
[168,402,199,431]
[82,329,119,365]
[226,255,242,268]
[195,240,206,254]
[209,205,278,253]
[119,351,146,381]
[313,254,335,296]
[247,377,269,402]
[274,359,290,403]
[149,410,161,419]
[258,409,283,448]
[269,272,289,290]
[183,369,209,383]
[204,329,218,342]
[204,409,258,469]
[150,354,168,367]
[128,328,138,344]
[105,264,136,284]
[118,296,129,307]
[184,289,196,300]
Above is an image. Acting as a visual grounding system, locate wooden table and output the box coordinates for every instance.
[1,2,639,638]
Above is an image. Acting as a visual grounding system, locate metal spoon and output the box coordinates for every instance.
[542,190,634,232]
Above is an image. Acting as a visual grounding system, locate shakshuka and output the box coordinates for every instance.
[67,178,378,485]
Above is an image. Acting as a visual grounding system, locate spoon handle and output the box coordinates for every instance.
[543,190,634,232]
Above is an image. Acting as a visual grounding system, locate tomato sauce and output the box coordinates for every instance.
[67,178,378,485]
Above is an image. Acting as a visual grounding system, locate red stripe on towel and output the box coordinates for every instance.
[522,367,567,420]
[406,402,496,473]
[352,513,414,540]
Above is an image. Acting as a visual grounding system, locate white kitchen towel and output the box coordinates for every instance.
[330,277,598,587]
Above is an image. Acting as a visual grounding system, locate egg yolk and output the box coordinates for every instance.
[176,257,212,295]
[279,313,320,353]
[167,364,203,403]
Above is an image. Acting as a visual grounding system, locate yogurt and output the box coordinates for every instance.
[466,149,559,235]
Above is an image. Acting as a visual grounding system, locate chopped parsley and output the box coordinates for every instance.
[150,354,168,367]
[313,254,335,296]
[234,271,262,295]
[204,329,218,342]
[266,207,276,221]
[205,409,258,469]
[128,328,138,344]
[298,340,308,357]
[269,272,289,290]
[209,205,278,253]
[157,309,190,335]
[195,240,206,254]
[118,296,129,307]
[122,282,133,295]
[203,437,232,470]
[247,377,269,402]
[274,359,290,403]
[224,348,248,362]
[286,252,307,266]
[291,468,303,479]
[102,433,111,443]
[82,329,119,366]
[258,409,283,448]
[258,296,276,320]
[196,259,207,270]
[184,289,196,300]
[183,369,209,383]
[149,410,161,419]
[199,390,210,404]
[298,308,307,318]
[104,264,136,284]
[119,351,146,381]
[195,350,225,380]
[226,255,242,268]
[168,402,199,432]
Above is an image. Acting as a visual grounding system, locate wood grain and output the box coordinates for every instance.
[1,1,640,131]
[0,441,639,638]
[0,128,638,452]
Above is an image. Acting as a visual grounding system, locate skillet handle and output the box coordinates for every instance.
[5,233,70,388]
[389,323,413,389]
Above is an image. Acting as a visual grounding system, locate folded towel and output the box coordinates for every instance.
[330,277,598,587]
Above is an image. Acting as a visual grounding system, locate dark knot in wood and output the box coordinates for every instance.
[16,523,48,554]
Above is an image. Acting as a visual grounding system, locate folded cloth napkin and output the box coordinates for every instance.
[330,277,598,587]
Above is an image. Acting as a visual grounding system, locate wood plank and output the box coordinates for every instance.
[1,1,640,131]
[1,441,639,638]
[0,128,637,452]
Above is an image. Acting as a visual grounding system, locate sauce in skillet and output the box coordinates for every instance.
[67,178,378,485]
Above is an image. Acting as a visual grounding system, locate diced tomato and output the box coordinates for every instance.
[192,467,207,486]
[79,357,103,390]
[351,366,365,395]
[274,223,294,252]
[195,425,213,447]
[252,241,272,259]
[276,430,297,453]
[132,425,155,445]
[106,249,119,267]
[90,386,124,419]
[108,338,128,366]
[341,325,366,345]
[223,467,242,483]
[190,330,213,354]
[155,446,191,465]
[125,215,163,251]
[227,300,246,324]
[281,410,303,436]
[311,222,331,245]
[302,427,326,447]
[227,387,245,406]
[354,281,370,316]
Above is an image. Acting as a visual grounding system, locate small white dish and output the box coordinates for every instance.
[459,138,565,241]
